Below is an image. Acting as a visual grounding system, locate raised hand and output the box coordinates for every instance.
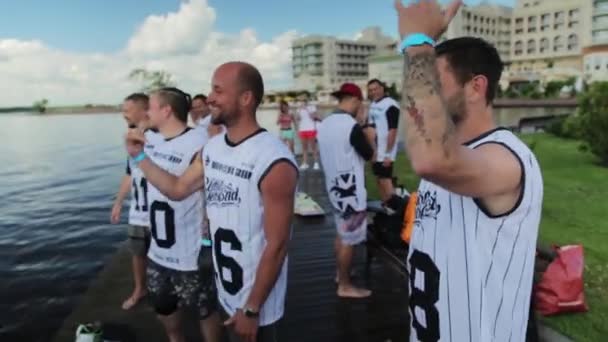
[125,128,146,157]
[394,0,462,40]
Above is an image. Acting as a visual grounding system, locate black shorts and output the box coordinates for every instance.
[146,260,217,320]
[372,162,393,179]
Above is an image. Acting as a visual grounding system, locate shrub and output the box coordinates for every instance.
[577,82,608,165]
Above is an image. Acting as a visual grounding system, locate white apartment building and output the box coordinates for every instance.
[292,27,395,92]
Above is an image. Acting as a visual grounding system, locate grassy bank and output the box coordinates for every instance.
[365,133,608,342]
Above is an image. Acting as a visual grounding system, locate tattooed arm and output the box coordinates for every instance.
[401,45,457,171]
[401,46,523,214]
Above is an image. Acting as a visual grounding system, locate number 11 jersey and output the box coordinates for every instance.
[146,127,207,271]
[203,129,297,326]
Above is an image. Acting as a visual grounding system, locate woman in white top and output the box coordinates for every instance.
[295,95,321,170]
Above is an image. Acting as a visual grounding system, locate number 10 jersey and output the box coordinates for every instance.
[146,127,207,271]
[203,129,297,326]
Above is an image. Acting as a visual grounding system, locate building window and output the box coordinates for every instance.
[554,36,564,52]
[527,39,536,54]
[540,37,549,53]
[554,11,564,29]
[515,41,523,55]
[528,16,537,33]
[568,34,579,51]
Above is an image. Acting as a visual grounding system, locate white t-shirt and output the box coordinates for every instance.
[297,104,318,132]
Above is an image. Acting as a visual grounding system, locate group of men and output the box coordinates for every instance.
[108,1,544,341]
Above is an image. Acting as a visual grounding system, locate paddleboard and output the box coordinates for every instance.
[294,192,325,216]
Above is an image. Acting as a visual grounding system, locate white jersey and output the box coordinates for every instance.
[147,127,208,271]
[203,129,297,326]
[127,130,163,227]
[407,128,543,342]
[297,104,317,131]
[317,112,367,215]
[368,96,400,161]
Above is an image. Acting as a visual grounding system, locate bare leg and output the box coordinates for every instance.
[199,312,222,342]
[311,139,319,164]
[300,138,309,167]
[336,237,371,298]
[288,139,295,154]
[158,311,185,342]
[122,255,148,310]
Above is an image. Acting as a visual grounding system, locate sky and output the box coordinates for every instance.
[0,0,515,106]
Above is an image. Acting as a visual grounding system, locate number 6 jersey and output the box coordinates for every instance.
[203,129,297,326]
[146,127,207,271]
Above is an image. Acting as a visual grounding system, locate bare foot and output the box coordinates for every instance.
[337,285,372,298]
[121,291,147,310]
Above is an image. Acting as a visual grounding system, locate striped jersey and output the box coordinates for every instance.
[203,129,297,326]
[126,130,163,227]
[146,127,208,271]
[407,128,543,342]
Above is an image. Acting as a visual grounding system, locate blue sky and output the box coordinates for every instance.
[0,0,515,53]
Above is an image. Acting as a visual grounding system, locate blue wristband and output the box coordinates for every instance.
[132,151,146,165]
[398,33,435,54]
[201,238,212,247]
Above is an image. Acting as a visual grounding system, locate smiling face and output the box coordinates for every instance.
[146,93,172,129]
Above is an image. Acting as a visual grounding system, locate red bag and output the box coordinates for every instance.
[535,245,588,316]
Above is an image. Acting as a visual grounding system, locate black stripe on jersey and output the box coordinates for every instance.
[126,157,131,175]
[225,128,267,147]
[492,183,535,338]
[449,194,453,230]
[462,127,509,146]
[472,142,526,218]
[447,249,453,342]
[164,127,192,141]
[475,209,480,237]
[461,197,472,342]
[433,215,438,261]
[257,158,299,191]
[484,219,507,287]
[508,241,531,342]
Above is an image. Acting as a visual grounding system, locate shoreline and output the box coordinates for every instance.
[0,98,578,116]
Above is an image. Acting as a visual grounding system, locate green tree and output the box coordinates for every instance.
[386,83,401,101]
[577,82,608,165]
[33,99,49,113]
[128,68,174,92]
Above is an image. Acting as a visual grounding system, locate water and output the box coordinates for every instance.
[0,110,281,342]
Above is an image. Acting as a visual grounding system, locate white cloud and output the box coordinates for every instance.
[0,0,299,107]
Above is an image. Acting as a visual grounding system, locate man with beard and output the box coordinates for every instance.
[395,1,544,341]
[125,62,298,342]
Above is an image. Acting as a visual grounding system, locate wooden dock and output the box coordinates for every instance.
[52,171,410,342]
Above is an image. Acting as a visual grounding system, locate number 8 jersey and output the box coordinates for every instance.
[146,127,207,271]
[203,129,297,327]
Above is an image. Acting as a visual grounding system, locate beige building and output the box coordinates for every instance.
[444,3,513,61]
[503,0,592,83]
[291,27,395,92]
[583,0,608,82]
